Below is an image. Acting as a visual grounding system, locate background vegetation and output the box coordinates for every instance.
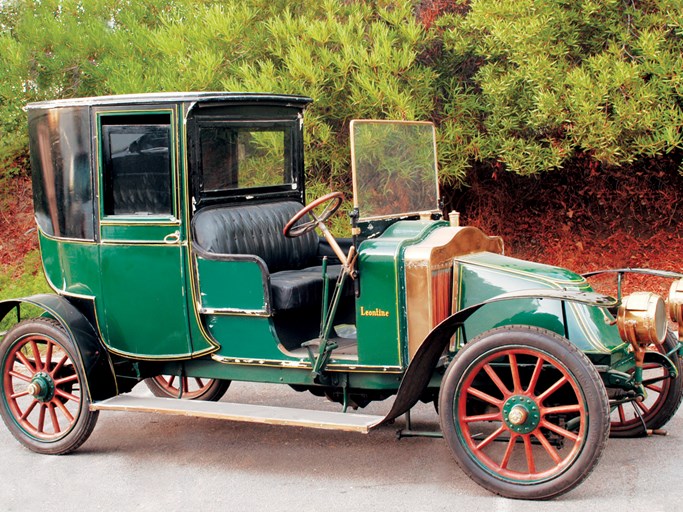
[1,0,681,300]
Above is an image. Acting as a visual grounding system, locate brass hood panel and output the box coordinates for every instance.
[404,226,504,359]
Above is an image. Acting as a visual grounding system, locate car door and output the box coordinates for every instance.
[94,107,193,358]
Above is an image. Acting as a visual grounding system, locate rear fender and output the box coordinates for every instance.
[0,294,118,401]
[379,290,617,425]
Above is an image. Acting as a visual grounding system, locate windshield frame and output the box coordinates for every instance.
[350,119,440,222]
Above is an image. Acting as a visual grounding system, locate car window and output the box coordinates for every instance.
[100,113,173,216]
[197,124,291,193]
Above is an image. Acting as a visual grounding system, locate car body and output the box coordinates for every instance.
[1,92,682,499]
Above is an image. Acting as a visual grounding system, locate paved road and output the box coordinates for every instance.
[1,381,681,512]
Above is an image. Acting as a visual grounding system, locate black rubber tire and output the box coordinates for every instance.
[144,375,230,401]
[610,328,683,437]
[439,326,610,500]
[0,318,99,454]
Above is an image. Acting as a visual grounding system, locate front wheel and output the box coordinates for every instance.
[610,328,683,437]
[0,318,99,454]
[439,326,610,500]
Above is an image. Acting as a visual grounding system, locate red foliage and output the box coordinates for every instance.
[453,152,683,299]
[0,173,38,276]
[415,0,470,29]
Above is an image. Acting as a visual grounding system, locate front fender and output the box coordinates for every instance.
[378,290,617,425]
[0,294,118,401]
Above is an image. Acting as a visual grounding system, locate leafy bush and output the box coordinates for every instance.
[1,0,681,186]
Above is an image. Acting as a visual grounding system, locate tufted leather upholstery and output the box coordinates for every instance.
[193,202,319,273]
[193,201,350,311]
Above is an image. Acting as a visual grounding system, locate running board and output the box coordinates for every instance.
[91,395,384,433]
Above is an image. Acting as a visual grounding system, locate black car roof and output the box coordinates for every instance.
[26,92,313,110]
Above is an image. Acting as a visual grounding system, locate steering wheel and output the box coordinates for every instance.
[283,192,344,238]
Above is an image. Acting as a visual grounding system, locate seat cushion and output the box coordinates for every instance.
[271,265,352,311]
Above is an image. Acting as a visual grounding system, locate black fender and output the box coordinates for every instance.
[643,350,678,380]
[582,268,683,279]
[379,289,618,425]
[0,294,118,401]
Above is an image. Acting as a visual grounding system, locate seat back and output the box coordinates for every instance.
[192,201,319,273]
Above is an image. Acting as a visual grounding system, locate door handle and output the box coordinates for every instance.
[163,230,181,244]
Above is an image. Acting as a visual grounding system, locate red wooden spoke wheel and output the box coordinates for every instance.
[144,375,230,401]
[610,329,683,437]
[0,318,98,454]
[439,326,609,500]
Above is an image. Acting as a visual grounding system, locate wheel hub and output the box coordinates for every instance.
[503,395,540,434]
[27,372,55,402]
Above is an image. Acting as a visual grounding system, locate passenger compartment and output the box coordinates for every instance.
[191,201,355,348]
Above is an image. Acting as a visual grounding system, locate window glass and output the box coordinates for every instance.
[100,114,172,216]
[198,125,290,193]
[29,108,94,239]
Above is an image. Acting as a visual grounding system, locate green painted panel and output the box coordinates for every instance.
[39,233,101,298]
[458,252,586,286]
[355,220,443,367]
[176,356,404,389]
[207,315,284,360]
[195,257,266,311]
[101,222,179,242]
[99,244,190,357]
[457,256,626,356]
[356,243,401,366]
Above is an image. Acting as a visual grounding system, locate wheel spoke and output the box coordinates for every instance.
[541,403,582,415]
[15,351,36,373]
[617,404,626,423]
[181,376,189,393]
[44,341,54,373]
[645,383,663,394]
[535,431,562,464]
[475,425,506,450]
[541,419,580,442]
[500,434,517,470]
[51,354,69,376]
[484,364,510,397]
[9,370,33,383]
[463,412,503,423]
[37,405,46,433]
[635,400,650,414]
[20,399,39,420]
[53,373,79,386]
[194,378,205,389]
[523,435,536,474]
[526,356,544,395]
[10,389,30,399]
[48,403,61,434]
[467,386,503,408]
[508,353,522,393]
[29,340,43,371]
[54,388,79,403]
[52,398,75,424]
[536,375,568,403]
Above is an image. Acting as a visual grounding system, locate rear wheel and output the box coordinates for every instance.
[439,326,610,500]
[0,318,98,454]
[610,328,683,437]
[144,375,230,401]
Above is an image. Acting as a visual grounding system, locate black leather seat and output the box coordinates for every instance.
[192,201,347,311]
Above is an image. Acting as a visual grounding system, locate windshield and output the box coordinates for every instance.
[351,120,439,221]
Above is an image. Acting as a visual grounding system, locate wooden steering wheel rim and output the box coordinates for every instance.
[283,192,344,238]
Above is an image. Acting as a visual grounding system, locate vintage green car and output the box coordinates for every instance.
[1,92,682,499]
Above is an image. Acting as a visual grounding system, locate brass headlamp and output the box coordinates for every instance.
[617,291,667,385]
[617,292,667,346]
[669,278,683,324]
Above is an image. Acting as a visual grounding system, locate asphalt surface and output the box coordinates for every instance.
[1,381,681,512]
